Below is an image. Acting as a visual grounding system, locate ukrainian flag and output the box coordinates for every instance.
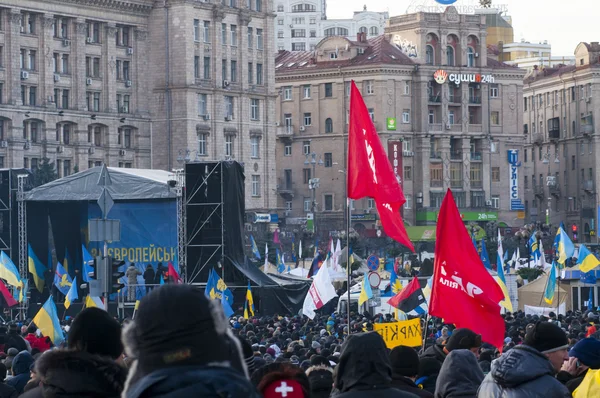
[63,247,72,274]
[85,295,104,309]
[577,244,600,273]
[544,261,558,305]
[64,276,78,309]
[33,296,65,346]
[554,225,575,266]
[81,245,94,283]
[529,232,541,262]
[0,252,22,289]
[496,229,513,312]
[205,268,234,311]
[244,281,254,318]
[28,244,46,293]
[53,262,72,296]
[250,235,261,260]
[358,273,373,307]
[390,263,402,294]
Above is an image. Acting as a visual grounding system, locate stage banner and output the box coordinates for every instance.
[83,201,177,269]
[373,317,422,348]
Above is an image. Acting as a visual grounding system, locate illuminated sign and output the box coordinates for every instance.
[433,69,495,86]
[508,150,525,211]
[387,141,403,186]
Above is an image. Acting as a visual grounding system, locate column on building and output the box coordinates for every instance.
[134,29,150,116]
[212,7,225,160]
[74,19,88,111]
[462,137,472,205]
[418,136,431,208]
[482,138,492,204]
[42,14,57,109]
[440,136,451,191]
[104,24,118,113]
[8,9,23,106]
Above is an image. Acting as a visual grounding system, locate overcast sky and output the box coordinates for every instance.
[326,0,596,56]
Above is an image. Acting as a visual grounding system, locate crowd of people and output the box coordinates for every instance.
[0,284,598,396]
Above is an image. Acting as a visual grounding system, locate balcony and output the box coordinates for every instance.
[581,124,595,136]
[469,96,481,104]
[549,184,561,197]
[469,124,483,133]
[583,180,595,192]
[534,185,545,197]
[430,180,443,188]
[470,152,482,161]
[428,94,442,103]
[471,180,483,188]
[450,180,462,188]
[450,151,463,160]
[549,129,560,141]
[529,207,539,216]
[448,95,460,105]
[533,133,543,146]
[430,151,442,160]
[429,123,442,131]
[276,125,294,137]
[277,178,294,196]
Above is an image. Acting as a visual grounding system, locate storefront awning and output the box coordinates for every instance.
[406,227,436,241]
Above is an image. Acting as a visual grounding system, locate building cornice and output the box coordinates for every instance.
[276,66,415,82]
[38,0,154,15]
[524,69,600,91]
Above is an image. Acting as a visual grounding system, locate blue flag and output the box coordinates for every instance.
[480,239,491,269]
[250,235,261,260]
[53,262,72,296]
[276,249,285,273]
[205,268,234,309]
[81,245,94,283]
[529,231,540,262]
[291,235,297,263]
[544,261,557,304]
[589,288,594,311]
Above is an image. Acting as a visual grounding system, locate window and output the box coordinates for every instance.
[304,198,311,211]
[221,24,227,45]
[197,93,207,116]
[430,192,444,208]
[256,63,263,85]
[225,135,233,157]
[310,30,316,38]
[303,141,311,155]
[291,29,306,38]
[404,166,412,181]
[324,27,348,37]
[491,111,500,125]
[120,128,132,148]
[329,52,337,59]
[122,61,130,80]
[368,108,374,122]
[303,168,311,184]
[524,148,528,163]
[203,21,210,43]
[524,176,528,189]
[203,57,211,79]
[256,29,263,50]
[251,175,260,197]
[325,83,333,97]
[324,194,333,211]
[365,198,375,209]
[24,13,36,35]
[194,56,200,78]
[492,167,500,182]
[446,46,455,66]
[255,0,262,11]
[291,43,306,51]
[198,133,207,155]
[277,4,284,11]
[365,80,374,95]
[292,3,316,12]
[430,163,443,187]
[303,85,311,99]
[284,144,292,156]
[324,153,332,167]
[61,54,69,74]
[60,89,69,109]
[283,86,292,100]
[230,25,237,46]
[524,97,528,111]
[325,118,333,133]
[230,60,237,82]
[250,136,259,158]
[303,113,311,126]
[224,96,234,117]
[193,19,200,41]
[470,191,485,208]
[402,110,410,124]
[28,50,36,71]
[428,110,435,124]
[490,84,499,98]
[310,17,316,24]
[246,63,253,85]
[278,19,283,25]
[470,163,483,187]
[250,98,259,120]
[425,45,434,65]
[404,81,410,95]
[245,27,253,50]
[467,47,475,67]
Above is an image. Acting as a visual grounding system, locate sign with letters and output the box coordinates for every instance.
[507,150,525,210]
[373,318,422,348]
[387,141,403,186]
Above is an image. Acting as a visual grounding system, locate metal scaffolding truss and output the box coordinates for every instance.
[17,174,28,317]
[0,172,13,256]
[185,162,224,284]
[173,169,187,283]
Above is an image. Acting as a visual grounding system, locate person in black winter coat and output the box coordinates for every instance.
[0,363,17,398]
[4,325,27,353]
[5,351,33,394]
[434,350,484,398]
[143,265,155,294]
[332,332,418,398]
[415,358,441,394]
[390,346,434,398]
[122,285,261,398]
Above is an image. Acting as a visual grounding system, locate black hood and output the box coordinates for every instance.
[435,349,483,397]
[334,332,392,393]
[421,344,446,364]
[490,345,555,388]
[35,349,127,397]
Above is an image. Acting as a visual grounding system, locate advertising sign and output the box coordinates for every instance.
[374,318,422,348]
[386,117,397,131]
[387,140,403,186]
[433,69,495,86]
[508,150,525,210]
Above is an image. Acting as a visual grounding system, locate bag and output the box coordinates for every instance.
[573,369,600,397]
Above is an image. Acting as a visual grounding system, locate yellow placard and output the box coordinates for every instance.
[517,211,525,219]
[373,318,422,348]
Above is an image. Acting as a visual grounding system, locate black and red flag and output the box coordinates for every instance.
[388,276,426,314]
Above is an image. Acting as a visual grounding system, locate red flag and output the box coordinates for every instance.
[388,276,425,313]
[347,81,413,251]
[0,280,17,308]
[167,262,182,284]
[430,189,505,350]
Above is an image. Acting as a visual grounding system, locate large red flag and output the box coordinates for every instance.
[430,189,505,350]
[347,81,413,251]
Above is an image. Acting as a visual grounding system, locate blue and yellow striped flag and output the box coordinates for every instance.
[0,252,22,289]
[64,276,78,309]
[544,261,558,305]
[28,244,46,293]
[244,281,255,318]
[33,296,64,346]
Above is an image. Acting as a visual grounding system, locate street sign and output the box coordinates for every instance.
[89,219,121,242]
[97,189,114,219]
[97,164,112,186]
[367,255,379,271]
[368,271,381,288]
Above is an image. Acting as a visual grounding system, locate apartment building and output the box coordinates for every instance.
[522,42,600,243]
[275,6,526,239]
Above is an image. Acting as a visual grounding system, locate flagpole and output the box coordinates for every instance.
[422,314,430,351]
[346,198,352,336]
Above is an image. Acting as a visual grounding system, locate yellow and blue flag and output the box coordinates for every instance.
[81,245,94,283]
[54,262,72,296]
[529,231,541,263]
[496,229,513,312]
[85,295,104,309]
[276,249,285,273]
[64,276,78,309]
[544,261,558,305]
[554,225,575,266]
[577,244,600,273]
[0,252,22,289]
[205,268,234,315]
[250,235,261,260]
[244,281,254,318]
[64,247,72,274]
[390,260,402,294]
[291,236,297,263]
[358,272,373,307]
[33,296,65,346]
[28,244,46,293]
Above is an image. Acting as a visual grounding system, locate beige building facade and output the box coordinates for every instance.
[275,6,526,238]
[522,42,600,243]
[0,0,277,213]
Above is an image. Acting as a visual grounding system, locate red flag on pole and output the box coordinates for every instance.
[0,280,17,307]
[347,81,413,251]
[430,189,505,350]
[167,262,182,284]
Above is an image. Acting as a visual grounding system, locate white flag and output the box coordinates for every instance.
[334,239,342,272]
[264,243,269,272]
[299,240,303,260]
[510,249,517,268]
[302,259,337,319]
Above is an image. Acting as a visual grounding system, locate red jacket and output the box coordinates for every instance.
[25,333,51,352]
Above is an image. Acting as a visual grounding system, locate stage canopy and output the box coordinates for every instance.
[25,167,177,202]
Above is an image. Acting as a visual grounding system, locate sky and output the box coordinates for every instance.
[326,0,597,56]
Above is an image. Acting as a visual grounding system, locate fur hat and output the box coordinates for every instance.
[306,365,333,398]
[445,328,482,352]
[68,307,123,359]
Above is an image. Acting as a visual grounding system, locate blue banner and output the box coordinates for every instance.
[83,201,177,269]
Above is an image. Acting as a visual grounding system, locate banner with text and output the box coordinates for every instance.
[373,317,422,348]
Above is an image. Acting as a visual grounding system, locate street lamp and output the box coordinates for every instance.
[177,149,200,165]
[305,152,324,236]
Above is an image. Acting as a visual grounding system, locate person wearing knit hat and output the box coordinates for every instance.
[306,365,333,398]
[556,337,600,393]
[121,284,261,398]
[389,346,433,397]
[478,321,570,397]
[250,362,310,398]
[444,328,482,357]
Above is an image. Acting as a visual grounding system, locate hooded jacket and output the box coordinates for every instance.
[391,375,434,398]
[420,344,446,366]
[19,349,127,398]
[477,345,571,398]
[6,351,33,394]
[434,350,483,398]
[333,332,418,398]
[4,332,28,354]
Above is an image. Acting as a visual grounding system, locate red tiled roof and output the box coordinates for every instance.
[486,58,518,69]
[523,64,600,84]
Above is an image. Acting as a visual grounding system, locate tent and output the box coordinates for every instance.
[518,272,568,311]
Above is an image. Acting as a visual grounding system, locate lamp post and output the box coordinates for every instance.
[542,148,560,227]
[305,152,324,236]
